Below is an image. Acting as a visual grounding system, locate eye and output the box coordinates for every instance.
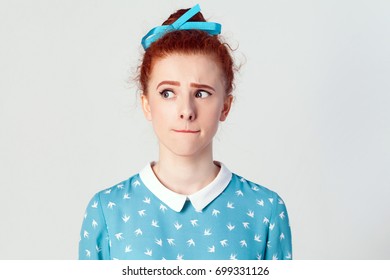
[195,90,211,98]
[159,89,175,99]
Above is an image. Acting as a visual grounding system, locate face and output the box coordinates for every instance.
[141,53,233,158]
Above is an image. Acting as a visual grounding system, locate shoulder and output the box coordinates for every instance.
[225,172,289,216]
[89,173,142,206]
[230,173,283,201]
[229,173,291,226]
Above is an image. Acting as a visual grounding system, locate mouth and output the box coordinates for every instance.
[172,129,200,134]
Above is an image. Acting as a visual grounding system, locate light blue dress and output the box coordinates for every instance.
[79,162,292,260]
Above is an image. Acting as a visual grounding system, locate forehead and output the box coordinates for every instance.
[149,53,224,86]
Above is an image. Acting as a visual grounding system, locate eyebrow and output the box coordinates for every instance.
[156,81,180,89]
[156,81,215,92]
[190,83,215,92]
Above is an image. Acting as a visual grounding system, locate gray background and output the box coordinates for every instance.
[1,0,389,259]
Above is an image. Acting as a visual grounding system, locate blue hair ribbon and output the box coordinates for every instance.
[141,4,222,50]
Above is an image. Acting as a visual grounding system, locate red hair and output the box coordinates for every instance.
[138,8,235,95]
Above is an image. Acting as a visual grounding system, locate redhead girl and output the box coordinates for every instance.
[79,4,292,260]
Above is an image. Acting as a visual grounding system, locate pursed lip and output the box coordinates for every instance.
[172,129,200,133]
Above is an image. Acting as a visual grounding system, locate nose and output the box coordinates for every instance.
[178,96,196,121]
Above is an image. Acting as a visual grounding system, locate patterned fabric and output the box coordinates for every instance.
[79,163,292,260]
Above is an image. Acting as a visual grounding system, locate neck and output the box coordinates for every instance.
[152,144,220,195]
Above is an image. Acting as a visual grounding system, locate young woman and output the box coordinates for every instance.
[79,4,292,260]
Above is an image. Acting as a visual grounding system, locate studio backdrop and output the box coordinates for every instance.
[0,0,389,259]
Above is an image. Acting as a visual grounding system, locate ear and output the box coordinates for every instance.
[141,94,152,121]
[220,94,234,121]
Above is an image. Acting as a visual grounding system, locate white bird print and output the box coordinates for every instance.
[115,233,124,241]
[92,219,98,229]
[285,252,292,259]
[278,198,284,204]
[155,238,163,246]
[123,193,130,199]
[138,209,146,216]
[272,254,278,260]
[230,253,237,260]
[174,221,182,230]
[280,233,285,240]
[269,223,275,231]
[83,230,89,238]
[235,190,244,196]
[203,229,212,236]
[256,253,262,260]
[227,223,235,231]
[176,254,184,260]
[144,249,152,256]
[134,228,143,236]
[247,210,255,218]
[85,250,91,258]
[240,177,247,183]
[212,209,220,217]
[187,239,195,247]
[122,214,130,223]
[159,204,167,212]
[143,197,151,204]
[279,211,285,219]
[227,202,235,209]
[104,189,111,194]
[267,241,271,248]
[116,184,124,189]
[263,217,270,224]
[251,186,259,191]
[107,201,116,209]
[96,245,102,253]
[151,220,159,227]
[125,245,132,253]
[167,238,175,246]
[269,198,274,204]
[84,212,87,219]
[240,240,247,247]
[208,246,215,253]
[132,180,141,187]
[91,201,98,208]
[190,219,199,227]
[220,239,228,247]
[242,222,250,229]
[254,234,262,242]
[256,199,264,206]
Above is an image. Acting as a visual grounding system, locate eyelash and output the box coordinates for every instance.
[159,89,212,99]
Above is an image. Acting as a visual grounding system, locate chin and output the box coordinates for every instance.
[170,148,203,158]
[166,143,211,158]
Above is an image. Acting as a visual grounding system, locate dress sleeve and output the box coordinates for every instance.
[264,193,292,260]
[78,192,110,260]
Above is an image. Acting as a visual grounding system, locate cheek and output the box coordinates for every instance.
[200,103,223,127]
[149,102,172,128]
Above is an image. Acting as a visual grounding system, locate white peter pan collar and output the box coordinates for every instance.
[139,162,232,212]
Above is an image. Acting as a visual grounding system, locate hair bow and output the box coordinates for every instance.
[141,4,222,50]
